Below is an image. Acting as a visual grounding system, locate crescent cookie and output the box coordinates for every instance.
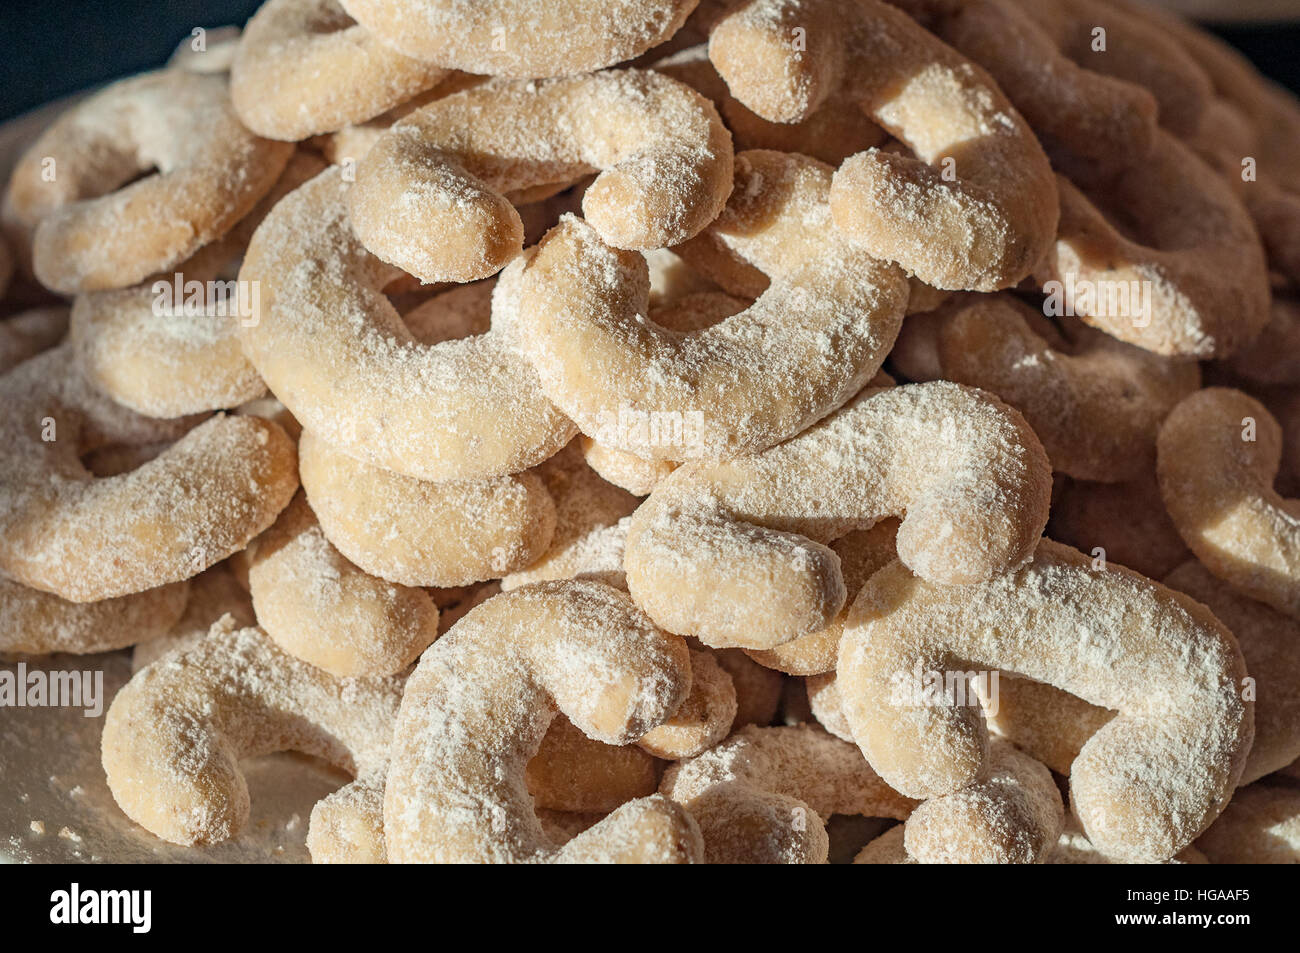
[837,539,1252,862]
[349,69,733,283]
[383,580,703,863]
[0,346,297,602]
[708,0,1058,291]
[340,0,699,78]
[3,70,292,294]
[513,151,907,461]
[239,166,575,481]
[625,381,1051,649]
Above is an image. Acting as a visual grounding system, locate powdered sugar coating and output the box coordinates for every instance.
[655,44,888,166]
[307,774,388,863]
[661,724,915,864]
[567,282,744,494]
[340,0,698,77]
[298,428,557,588]
[515,151,908,460]
[579,438,679,497]
[319,72,484,166]
[625,381,1051,648]
[806,676,1065,863]
[0,575,187,656]
[745,520,900,676]
[637,648,737,760]
[231,0,448,141]
[1166,561,1300,785]
[1158,388,1300,619]
[805,672,853,743]
[958,559,1300,790]
[1048,816,1208,865]
[102,620,403,846]
[899,1,1268,356]
[1037,135,1269,359]
[894,0,1159,184]
[902,741,1063,864]
[983,673,1114,776]
[240,167,576,481]
[0,346,298,602]
[5,70,292,294]
[709,0,1057,291]
[897,295,1200,482]
[838,538,1253,862]
[248,493,440,677]
[1009,0,1210,137]
[70,152,325,419]
[350,70,733,282]
[384,580,702,863]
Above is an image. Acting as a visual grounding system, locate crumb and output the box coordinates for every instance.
[30,820,45,835]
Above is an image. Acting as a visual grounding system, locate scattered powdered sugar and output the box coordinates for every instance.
[101,620,403,849]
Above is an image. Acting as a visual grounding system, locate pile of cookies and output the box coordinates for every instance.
[2,0,1299,864]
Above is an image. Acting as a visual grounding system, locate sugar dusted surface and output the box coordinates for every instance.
[383,580,700,863]
[2,650,353,863]
[838,538,1252,862]
[0,346,298,602]
[102,621,403,847]
[341,0,698,77]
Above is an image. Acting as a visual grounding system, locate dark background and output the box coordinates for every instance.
[0,0,265,120]
[1,0,1299,121]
